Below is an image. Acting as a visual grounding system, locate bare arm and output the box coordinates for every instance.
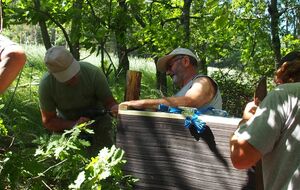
[103,96,119,116]
[40,109,89,132]
[119,97,189,110]
[184,77,216,107]
[120,76,216,110]
[230,101,261,169]
[0,45,26,93]
[230,134,261,169]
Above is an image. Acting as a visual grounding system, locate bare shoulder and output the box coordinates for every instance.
[184,76,217,107]
[1,44,26,60]
[192,76,216,90]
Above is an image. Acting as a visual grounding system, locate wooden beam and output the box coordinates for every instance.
[254,77,267,190]
[124,70,142,101]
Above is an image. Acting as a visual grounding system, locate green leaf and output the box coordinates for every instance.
[69,171,86,189]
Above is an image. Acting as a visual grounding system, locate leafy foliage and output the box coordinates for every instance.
[0,100,8,136]
[1,121,137,189]
[211,70,254,117]
[3,0,300,79]
[69,145,138,189]
[35,122,93,161]
[0,118,7,136]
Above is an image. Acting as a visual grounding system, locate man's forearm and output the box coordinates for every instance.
[161,96,196,107]
[122,96,196,110]
[129,97,183,109]
[44,117,76,132]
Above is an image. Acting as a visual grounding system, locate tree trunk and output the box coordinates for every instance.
[296,8,300,37]
[181,0,192,47]
[156,71,167,96]
[124,70,142,101]
[34,0,51,50]
[268,0,281,69]
[155,55,167,96]
[199,55,207,75]
[100,42,105,74]
[50,28,56,45]
[116,45,130,77]
[115,0,130,79]
[70,0,83,60]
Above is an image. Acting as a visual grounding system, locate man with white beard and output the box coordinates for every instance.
[121,47,222,111]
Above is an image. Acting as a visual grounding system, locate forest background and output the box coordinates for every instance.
[0,0,300,189]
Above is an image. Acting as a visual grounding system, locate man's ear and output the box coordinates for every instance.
[182,56,190,67]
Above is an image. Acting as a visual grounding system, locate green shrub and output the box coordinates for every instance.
[0,122,137,189]
[211,70,254,117]
[70,145,138,189]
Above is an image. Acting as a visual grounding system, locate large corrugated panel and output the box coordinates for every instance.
[117,110,255,190]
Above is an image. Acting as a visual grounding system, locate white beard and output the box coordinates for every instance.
[172,75,180,87]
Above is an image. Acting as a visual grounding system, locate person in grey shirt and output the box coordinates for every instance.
[230,51,300,190]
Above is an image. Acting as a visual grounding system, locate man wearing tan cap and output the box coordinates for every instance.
[120,47,222,111]
[38,46,118,151]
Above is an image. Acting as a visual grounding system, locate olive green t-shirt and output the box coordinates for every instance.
[39,62,112,120]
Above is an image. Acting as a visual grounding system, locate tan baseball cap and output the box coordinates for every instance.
[157,48,199,72]
[44,46,80,83]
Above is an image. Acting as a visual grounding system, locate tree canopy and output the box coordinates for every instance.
[2,0,300,80]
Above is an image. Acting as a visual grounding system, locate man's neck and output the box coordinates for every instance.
[181,71,198,88]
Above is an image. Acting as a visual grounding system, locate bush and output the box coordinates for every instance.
[211,70,254,117]
[0,122,137,189]
[70,145,138,189]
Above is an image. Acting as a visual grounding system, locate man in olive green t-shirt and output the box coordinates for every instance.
[39,46,118,153]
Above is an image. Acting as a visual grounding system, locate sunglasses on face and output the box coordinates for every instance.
[167,56,184,70]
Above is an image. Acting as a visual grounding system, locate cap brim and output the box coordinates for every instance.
[52,60,80,82]
[156,54,176,72]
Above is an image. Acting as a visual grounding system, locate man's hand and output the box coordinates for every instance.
[242,101,258,120]
[104,96,119,117]
[109,104,119,117]
[120,100,146,110]
[76,117,90,125]
[41,110,90,132]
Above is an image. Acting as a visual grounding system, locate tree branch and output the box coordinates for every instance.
[33,8,72,50]
[86,0,108,28]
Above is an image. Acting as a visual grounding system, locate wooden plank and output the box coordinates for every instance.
[117,110,255,189]
[124,70,142,101]
[254,77,267,190]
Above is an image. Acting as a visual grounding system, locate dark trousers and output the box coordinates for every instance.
[85,114,115,156]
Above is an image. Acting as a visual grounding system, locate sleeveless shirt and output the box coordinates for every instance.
[175,74,222,110]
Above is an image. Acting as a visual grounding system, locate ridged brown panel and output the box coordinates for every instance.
[117,112,255,190]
